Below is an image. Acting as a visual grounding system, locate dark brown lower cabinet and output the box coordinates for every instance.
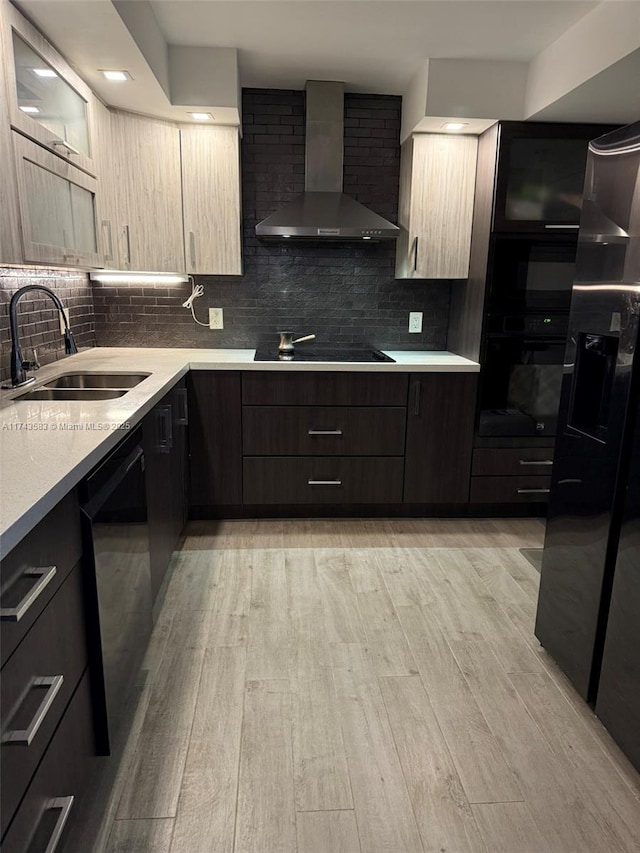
[0,671,94,853]
[470,475,552,503]
[403,373,477,503]
[243,457,404,504]
[169,378,189,539]
[189,370,482,513]
[188,372,242,510]
[0,563,87,838]
[470,446,554,503]
[143,378,189,603]
[0,490,82,668]
[242,371,408,406]
[242,406,406,456]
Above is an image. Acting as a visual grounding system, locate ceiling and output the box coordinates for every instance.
[150,0,597,94]
[14,0,640,128]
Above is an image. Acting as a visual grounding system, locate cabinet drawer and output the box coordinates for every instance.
[243,457,404,504]
[243,407,407,456]
[1,562,87,837]
[470,475,552,503]
[0,670,94,853]
[242,372,409,406]
[472,447,555,476]
[1,490,82,667]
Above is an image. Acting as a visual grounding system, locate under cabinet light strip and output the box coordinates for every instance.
[89,272,189,285]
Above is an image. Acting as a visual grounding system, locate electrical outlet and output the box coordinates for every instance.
[59,307,70,335]
[208,307,224,330]
[409,311,423,333]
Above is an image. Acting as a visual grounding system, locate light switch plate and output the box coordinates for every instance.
[209,307,224,330]
[59,307,70,335]
[409,312,423,333]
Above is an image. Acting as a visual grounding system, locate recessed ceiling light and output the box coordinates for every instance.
[33,68,57,78]
[442,121,468,132]
[101,70,131,82]
[20,105,40,114]
[188,112,214,121]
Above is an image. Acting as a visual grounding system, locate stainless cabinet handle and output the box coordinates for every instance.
[517,488,551,495]
[176,388,189,425]
[3,675,64,746]
[51,138,81,156]
[43,796,75,853]
[308,480,342,486]
[102,220,114,262]
[123,224,132,265]
[519,459,553,466]
[0,566,57,622]
[544,224,579,229]
[414,380,421,416]
[189,231,196,268]
[157,405,173,453]
[308,429,342,435]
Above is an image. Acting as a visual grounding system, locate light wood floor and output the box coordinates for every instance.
[80,518,640,853]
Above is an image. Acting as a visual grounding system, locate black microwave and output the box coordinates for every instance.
[488,236,577,315]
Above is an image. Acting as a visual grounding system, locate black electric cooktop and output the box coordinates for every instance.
[253,346,395,363]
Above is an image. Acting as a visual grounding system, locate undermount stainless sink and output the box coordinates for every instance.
[43,372,150,390]
[18,388,129,401]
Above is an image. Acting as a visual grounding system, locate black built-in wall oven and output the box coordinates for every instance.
[478,236,577,439]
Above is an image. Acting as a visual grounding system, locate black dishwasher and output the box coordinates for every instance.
[80,427,152,755]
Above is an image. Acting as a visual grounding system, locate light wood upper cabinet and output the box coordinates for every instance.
[91,98,122,268]
[13,131,100,268]
[2,0,96,177]
[110,111,185,274]
[396,134,478,280]
[0,0,21,264]
[180,124,242,275]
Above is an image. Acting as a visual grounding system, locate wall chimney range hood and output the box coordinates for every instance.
[255,81,399,241]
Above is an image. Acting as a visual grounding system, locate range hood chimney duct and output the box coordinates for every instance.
[305,81,344,193]
[255,81,399,241]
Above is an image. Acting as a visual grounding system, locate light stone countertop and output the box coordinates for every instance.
[0,347,479,557]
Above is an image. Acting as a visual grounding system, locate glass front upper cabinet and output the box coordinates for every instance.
[5,5,95,176]
[493,122,616,234]
[13,133,101,268]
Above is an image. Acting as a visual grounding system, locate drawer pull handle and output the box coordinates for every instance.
[176,387,189,425]
[101,219,114,263]
[517,488,551,495]
[189,230,196,269]
[4,675,64,746]
[0,566,57,622]
[43,796,75,853]
[51,138,81,156]
[414,381,421,416]
[308,429,343,436]
[519,459,553,466]
[308,480,342,486]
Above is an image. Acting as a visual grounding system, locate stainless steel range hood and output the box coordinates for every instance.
[255,81,399,241]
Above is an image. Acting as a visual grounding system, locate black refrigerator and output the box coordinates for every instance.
[535,121,640,766]
[596,385,640,770]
